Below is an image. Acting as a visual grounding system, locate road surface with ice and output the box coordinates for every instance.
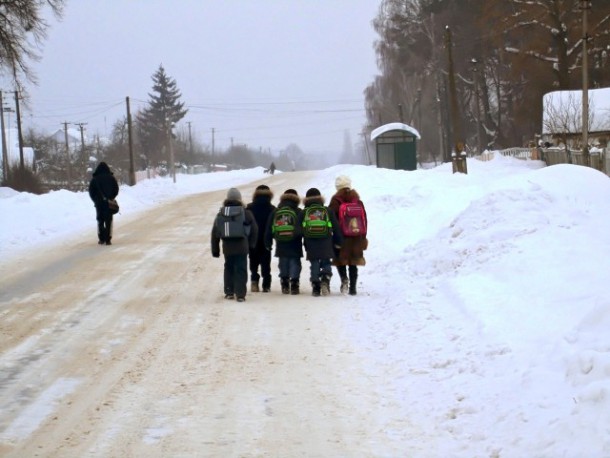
[0,172,430,457]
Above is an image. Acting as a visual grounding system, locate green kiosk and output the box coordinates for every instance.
[371,122,421,171]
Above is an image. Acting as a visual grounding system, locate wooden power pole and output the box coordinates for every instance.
[445,26,467,174]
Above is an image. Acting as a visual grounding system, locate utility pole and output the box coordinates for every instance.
[62,121,72,188]
[166,119,175,183]
[398,104,404,123]
[361,132,372,165]
[0,91,9,182]
[471,58,483,154]
[126,97,135,185]
[75,122,87,161]
[445,26,467,174]
[211,127,215,166]
[14,91,24,170]
[581,0,591,166]
[186,121,193,156]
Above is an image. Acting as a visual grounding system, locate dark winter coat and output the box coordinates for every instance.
[88,162,119,209]
[264,192,304,258]
[211,200,258,257]
[246,187,275,254]
[299,195,342,261]
[329,188,368,266]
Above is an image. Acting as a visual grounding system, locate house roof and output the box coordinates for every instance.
[542,87,610,134]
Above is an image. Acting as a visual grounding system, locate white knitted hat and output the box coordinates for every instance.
[335,175,352,190]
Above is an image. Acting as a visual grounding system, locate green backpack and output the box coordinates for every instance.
[302,204,332,238]
[272,207,298,241]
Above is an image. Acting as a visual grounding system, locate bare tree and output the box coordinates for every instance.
[0,0,65,92]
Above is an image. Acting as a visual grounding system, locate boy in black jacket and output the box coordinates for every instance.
[265,189,303,294]
[300,188,342,296]
[246,184,275,292]
[211,188,258,302]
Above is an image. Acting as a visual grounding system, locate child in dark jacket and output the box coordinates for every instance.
[265,189,304,295]
[329,175,368,295]
[246,184,275,292]
[211,188,258,302]
[300,187,342,297]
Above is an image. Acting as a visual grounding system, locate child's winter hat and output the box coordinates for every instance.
[283,188,298,196]
[335,175,352,190]
[305,187,321,197]
[227,187,242,201]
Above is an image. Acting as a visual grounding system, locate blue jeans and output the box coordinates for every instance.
[309,258,332,283]
[278,257,302,280]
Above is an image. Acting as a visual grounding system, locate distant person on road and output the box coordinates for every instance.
[265,188,304,295]
[88,161,119,245]
[269,162,276,175]
[211,188,258,302]
[246,184,275,293]
[329,175,368,295]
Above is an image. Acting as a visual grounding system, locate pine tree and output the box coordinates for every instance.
[136,65,188,166]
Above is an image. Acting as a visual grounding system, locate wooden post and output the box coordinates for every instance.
[445,26,467,174]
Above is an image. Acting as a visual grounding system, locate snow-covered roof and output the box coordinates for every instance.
[371,122,421,141]
[542,87,610,134]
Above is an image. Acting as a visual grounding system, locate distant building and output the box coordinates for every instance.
[542,87,610,148]
[1,128,34,168]
[49,127,86,156]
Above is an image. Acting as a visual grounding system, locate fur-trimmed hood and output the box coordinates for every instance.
[303,195,325,207]
[251,186,273,202]
[279,192,301,205]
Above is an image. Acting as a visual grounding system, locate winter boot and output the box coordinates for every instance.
[262,276,271,293]
[337,266,349,294]
[312,281,321,297]
[290,279,300,295]
[320,275,331,296]
[251,280,260,293]
[280,277,290,295]
[348,266,358,296]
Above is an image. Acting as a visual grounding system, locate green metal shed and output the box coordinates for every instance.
[371,122,421,171]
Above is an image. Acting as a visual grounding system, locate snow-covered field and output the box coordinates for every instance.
[1,156,610,456]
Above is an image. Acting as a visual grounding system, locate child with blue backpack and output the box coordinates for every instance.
[265,189,304,294]
[300,187,342,296]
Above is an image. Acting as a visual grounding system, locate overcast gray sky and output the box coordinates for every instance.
[19,0,381,155]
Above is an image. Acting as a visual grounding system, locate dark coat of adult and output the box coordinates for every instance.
[211,199,258,257]
[264,191,304,258]
[246,187,275,254]
[299,195,342,261]
[88,162,119,209]
[329,188,368,266]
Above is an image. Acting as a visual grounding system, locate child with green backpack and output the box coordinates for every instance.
[265,189,304,294]
[300,188,342,296]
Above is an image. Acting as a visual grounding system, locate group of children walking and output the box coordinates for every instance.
[210,175,368,302]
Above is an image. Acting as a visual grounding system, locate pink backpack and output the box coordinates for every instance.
[337,199,367,237]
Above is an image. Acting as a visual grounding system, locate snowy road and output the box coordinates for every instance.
[0,172,425,457]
